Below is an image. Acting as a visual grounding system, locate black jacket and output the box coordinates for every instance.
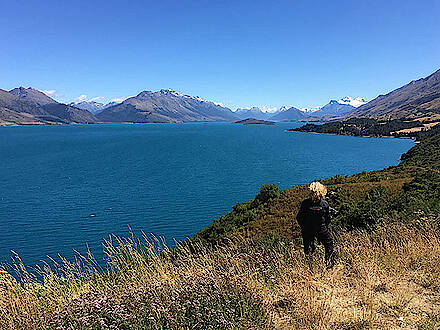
[296,198,331,233]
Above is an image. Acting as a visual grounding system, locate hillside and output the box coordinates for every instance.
[0,107,50,126]
[289,118,433,140]
[97,89,238,123]
[0,87,97,125]
[349,69,440,121]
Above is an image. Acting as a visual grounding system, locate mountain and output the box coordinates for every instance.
[337,96,367,108]
[97,89,238,123]
[0,87,97,125]
[268,106,307,122]
[300,107,320,114]
[9,87,58,106]
[69,101,119,115]
[348,69,440,121]
[311,101,354,117]
[234,107,275,120]
[305,97,366,118]
[0,88,47,117]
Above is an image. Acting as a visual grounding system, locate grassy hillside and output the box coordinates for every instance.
[1,130,440,329]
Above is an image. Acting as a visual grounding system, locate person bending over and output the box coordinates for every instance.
[296,181,334,267]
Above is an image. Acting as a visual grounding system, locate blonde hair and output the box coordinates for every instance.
[309,181,327,201]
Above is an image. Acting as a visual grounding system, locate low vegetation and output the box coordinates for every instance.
[289,118,440,140]
[1,218,439,329]
[1,126,440,329]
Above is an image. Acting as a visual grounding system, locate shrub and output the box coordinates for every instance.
[331,186,389,230]
[254,184,281,205]
[392,171,440,216]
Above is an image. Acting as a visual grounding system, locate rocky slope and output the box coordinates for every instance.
[97,89,238,123]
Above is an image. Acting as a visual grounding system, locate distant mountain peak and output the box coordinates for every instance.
[337,96,367,107]
[269,106,306,122]
[69,100,118,115]
[234,106,275,120]
[300,106,322,113]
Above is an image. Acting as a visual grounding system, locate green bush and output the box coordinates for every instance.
[392,171,440,216]
[331,186,389,230]
[254,184,281,205]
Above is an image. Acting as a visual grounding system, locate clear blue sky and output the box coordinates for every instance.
[1,0,439,110]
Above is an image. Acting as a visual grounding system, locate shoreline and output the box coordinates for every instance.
[286,129,418,142]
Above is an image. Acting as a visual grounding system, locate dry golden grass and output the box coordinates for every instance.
[0,220,439,329]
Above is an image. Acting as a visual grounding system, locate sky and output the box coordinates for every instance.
[0,0,439,110]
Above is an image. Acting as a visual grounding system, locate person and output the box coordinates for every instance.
[296,181,335,267]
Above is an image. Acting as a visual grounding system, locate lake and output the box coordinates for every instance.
[0,122,414,266]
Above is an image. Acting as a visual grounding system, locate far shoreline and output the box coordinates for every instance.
[286,129,418,142]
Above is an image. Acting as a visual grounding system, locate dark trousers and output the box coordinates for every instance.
[302,227,334,262]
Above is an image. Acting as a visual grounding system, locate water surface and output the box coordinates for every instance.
[0,122,414,265]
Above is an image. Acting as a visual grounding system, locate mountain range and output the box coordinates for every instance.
[97,89,238,123]
[268,106,308,122]
[306,97,367,118]
[0,87,97,125]
[1,68,439,126]
[234,97,367,122]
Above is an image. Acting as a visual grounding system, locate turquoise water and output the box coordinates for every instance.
[0,123,413,266]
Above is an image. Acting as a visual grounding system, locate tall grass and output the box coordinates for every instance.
[1,220,439,329]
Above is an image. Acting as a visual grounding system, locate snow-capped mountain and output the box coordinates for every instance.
[234,107,275,120]
[69,101,120,115]
[337,96,367,108]
[158,89,215,104]
[301,97,367,118]
[300,107,321,113]
[268,106,307,122]
[277,106,293,112]
[97,89,238,123]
